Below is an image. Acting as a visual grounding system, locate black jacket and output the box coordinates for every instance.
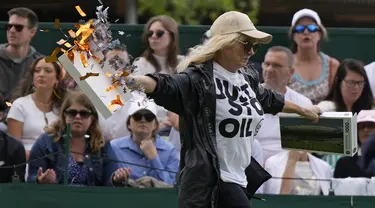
[0,130,26,183]
[146,61,285,208]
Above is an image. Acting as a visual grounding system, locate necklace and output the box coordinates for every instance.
[31,94,51,129]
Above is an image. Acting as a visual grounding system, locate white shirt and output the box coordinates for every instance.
[263,151,332,195]
[214,62,264,187]
[255,87,313,160]
[364,62,375,98]
[7,94,59,150]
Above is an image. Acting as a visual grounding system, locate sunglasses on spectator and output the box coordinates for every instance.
[237,39,261,54]
[146,30,166,38]
[343,80,365,88]
[294,24,320,33]
[64,109,92,119]
[132,110,156,122]
[5,24,28,32]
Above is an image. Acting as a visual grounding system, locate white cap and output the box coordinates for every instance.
[209,11,272,44]
[357,110,375,124]
[291,8,321,26]
[127,92,157,116]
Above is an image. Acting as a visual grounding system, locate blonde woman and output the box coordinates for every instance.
[27,91,128,186]
[126,11,319,208]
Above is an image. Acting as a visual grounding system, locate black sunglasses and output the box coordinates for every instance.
[5,24,28,32]
[132,110,156,122]
[64,109,92,119]
[237,40,261,54]
[294,24,320,34]
[146,30,165,38]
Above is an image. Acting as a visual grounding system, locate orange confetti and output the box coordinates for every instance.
[75,5,87,17]
[106,83,119,92]
[108,95,124,111]
[80,53,88,68]
[79,72,99,80]
[64,42,73,48]
[105,72,112,77]
[54,19,60,29]
[56,39,66,45]
[68,30,76,38]
[45,47,60,63]
[67,50,75,62]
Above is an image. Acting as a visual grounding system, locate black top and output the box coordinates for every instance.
[0,130,26,183]
[334,154,370,178]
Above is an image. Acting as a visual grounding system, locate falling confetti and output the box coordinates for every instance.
[79,72,100,80]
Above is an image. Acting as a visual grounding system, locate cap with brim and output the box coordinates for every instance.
[357,110,375,124]
[291,8,321,26]
[210,11,272,44]
[127,92,157,117]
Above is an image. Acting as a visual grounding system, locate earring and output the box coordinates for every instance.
[31,83,36,92]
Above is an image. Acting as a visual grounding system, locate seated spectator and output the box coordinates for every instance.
[255,46,313,160]
[263,150,332,195]
[7,57,66,157]
[105,95,179,185]
[364,61,375,98]
[287,8,339,105]
[359,125,375,176]
[0,130,26,183]
[334,110,375,178]
[102,47,132,140]
[0,7,43,102]
[0,96,8,133]
[314,59,374,168]
[27,91,127,186]
[315,59,374,114]
[132,15,184,130]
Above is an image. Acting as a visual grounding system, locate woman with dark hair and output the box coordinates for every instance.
[133,15,183,75]
[314,58,374,168]
[132,15,184,134]
[27,91,128,185]
[7,57,67,155]
[315,59,374,114]
[287,8,340,104]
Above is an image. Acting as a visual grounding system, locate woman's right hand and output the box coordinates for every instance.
[36,167,56,184]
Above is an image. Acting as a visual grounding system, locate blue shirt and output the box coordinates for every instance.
[105,135,179,185]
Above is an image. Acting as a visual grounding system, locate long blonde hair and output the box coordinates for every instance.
[45,91,104,152]
[176,33,249,73]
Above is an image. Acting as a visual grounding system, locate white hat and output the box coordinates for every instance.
[127,92,157,116]
[209,11,272,44]
[357,110,375,124]
[291,8,321,26]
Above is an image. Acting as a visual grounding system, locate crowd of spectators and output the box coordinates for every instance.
[1,7,375,196]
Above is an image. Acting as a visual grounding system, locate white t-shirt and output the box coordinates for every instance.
[293,161,321,195]
[7,94,59,150]
[255,87,313,160]
[214,62,264,187]
[364,62,375,98]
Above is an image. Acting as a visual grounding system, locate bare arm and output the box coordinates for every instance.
[131,75,157,94]
[282,100,319,123]
[279,159,298,194]
[7,118,23,139]
[279,151,300,194]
